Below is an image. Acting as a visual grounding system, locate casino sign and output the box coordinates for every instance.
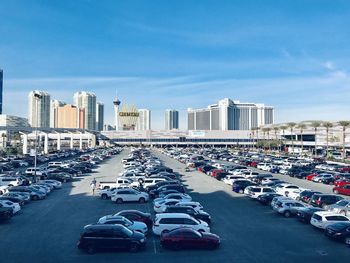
[118,104,139,130]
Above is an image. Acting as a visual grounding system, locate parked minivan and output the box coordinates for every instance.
[152,213,210,236]
[77,224,146,254]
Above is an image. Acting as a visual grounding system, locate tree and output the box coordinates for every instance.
[280,125,287,152]
[311,121,322,157]
[338,121,350,159]
[251,127,257,149]
[262,127,271,151]
[323,121,333,157]
[287,122,297,154]
[273,126,280,151]
[297,123,307,155]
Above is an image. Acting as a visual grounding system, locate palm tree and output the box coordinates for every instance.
[273,126,280,151]
[262,127,271,151]
[287,122,297,154]
[323,121,333,158]
[311,121,321,157]
[280,125,287,152]
[251,127,257,149]
[297,123,307,155]
[338,121,350,159]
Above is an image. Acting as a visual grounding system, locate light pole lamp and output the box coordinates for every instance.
[33,92,42,183]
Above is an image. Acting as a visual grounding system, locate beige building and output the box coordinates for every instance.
[56,104,85,129]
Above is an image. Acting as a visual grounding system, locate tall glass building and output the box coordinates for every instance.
[165,109,179,130]
[188,98,274,131]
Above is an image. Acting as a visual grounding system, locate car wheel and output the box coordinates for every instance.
[32,195,38,201]
[129,243,139,252]
[333,190,339,194]
[284,211,291,218]
[239,189,244,194]
[116,198,123,204]
[86,245,96,254]
[139,197,145,203]
[340,210,346,216]
[101,194,108,200]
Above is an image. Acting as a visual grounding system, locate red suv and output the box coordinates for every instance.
[334,180,350,188]
[333,185,350,196]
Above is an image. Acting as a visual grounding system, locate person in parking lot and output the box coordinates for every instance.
[90,178,97,195]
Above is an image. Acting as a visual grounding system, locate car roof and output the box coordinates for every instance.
[83,224,125,231]
[156,213,192,219]
[314,211,346,216]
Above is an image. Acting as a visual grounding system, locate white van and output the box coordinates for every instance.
[152,213,210,236]
[48,162,63,167]
[0,177,21,187]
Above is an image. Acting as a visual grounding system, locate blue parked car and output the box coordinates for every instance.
[232,180,256,193]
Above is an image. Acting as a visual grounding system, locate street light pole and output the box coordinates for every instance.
[33,92,42,183]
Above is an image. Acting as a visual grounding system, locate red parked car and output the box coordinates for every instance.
[306,173,318,181]
[337,167,350,173]
[211,169,223,178]
[334,180,350,188]
[160,228,220,250]
[333,185,350,196]
[115,210,153,229]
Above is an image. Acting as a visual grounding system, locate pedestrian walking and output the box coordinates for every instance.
[90,178,97,195]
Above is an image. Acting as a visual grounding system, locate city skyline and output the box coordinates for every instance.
[1,1,350,129]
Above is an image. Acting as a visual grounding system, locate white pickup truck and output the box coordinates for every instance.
[98,178,133,190]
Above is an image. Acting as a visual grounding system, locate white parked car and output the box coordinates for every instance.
[111,188,149,204]
[275,184,300,197]
[272,199,307,217]
[97,215,148,234]
[152,213,210,235]
[246,186,275,199]
[257,163,270,171]
[310,211,350,229]
[154,193,192,204]
[175,201,203,212]
[261,178,281,185]
[153,199,181,213]
[129,177,167,188]
[0,200,21,214]
[25,167,47,176]
[222,175,245,185]
[0,177,22,187]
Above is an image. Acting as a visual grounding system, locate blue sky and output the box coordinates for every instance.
[1,0,350,129]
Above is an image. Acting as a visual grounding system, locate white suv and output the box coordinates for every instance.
[152,213,210,236]
[272,199,307,217]
[111,188,149,204]
[311,211,350,229]
[246,186,275,199]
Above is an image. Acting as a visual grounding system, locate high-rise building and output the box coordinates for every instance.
[113,95,121,131]
[96,102,104,131]
[0,69,3,114]
[28,90,51,128]
[137,109,151,130]
[73,91,96,130]
[165,109,179,130]
[50,99,66,128]
[56,104,85,129]
[188,98,274,131]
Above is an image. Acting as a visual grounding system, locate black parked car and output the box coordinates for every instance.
[257,193,282,205]
[149,184,185,199]
[309,194,343,208]
[164,206,211,224]
[298,190,322,203]
[295,207,324,223]
[146,180,179,193]
[77,224,146,254]
[46,172,72,182]
[325,222,350,245]
[0,205,13,220]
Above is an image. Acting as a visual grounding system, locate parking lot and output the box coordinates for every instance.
[1,148,349,263]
